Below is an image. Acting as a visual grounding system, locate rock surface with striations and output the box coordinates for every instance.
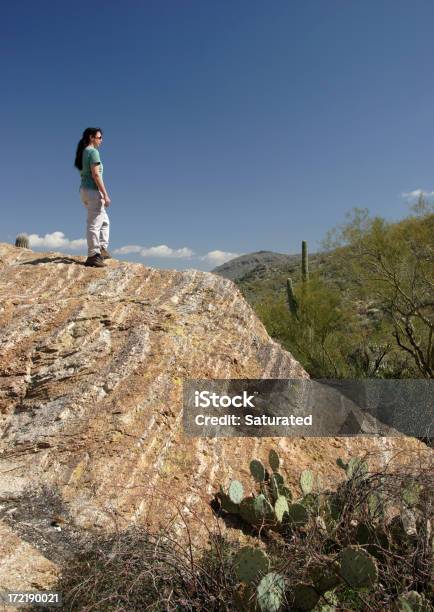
[0,243,428,588]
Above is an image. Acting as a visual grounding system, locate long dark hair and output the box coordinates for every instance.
[74,127,103,170]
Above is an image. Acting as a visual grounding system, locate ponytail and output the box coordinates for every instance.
[74,127,103,170]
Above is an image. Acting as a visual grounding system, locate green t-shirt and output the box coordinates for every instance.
[80,146,103,190]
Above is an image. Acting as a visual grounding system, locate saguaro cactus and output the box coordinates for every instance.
[286,240,309,317]
[301,240,309,282]
[286,278,299,318]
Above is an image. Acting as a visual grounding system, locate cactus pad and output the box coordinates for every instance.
[229,479,244,504]
[256,572,285,612]
[269,474,280,502]
[274,495,289,522]
[218,487,240,514]
[300,469,314,495]
[254,494,273,519]
[346,457,368,480]
[268,449,280,471]
[285,503,309,527]
[272,472,284,487]
[292,584,319,611]
[339,546,378,588]
[234,546,270,584]
[250,459,266,482]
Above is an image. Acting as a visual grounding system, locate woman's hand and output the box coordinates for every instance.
[104,196,111,207]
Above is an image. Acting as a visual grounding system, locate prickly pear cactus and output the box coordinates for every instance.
[285,503,309,527]
[217,486,240,514]
[280,486,292,502]
[254,494,274,519]
[274,495,289,522]
[292,583,319,611]
[311,566,341,594]
[269,474,281,503]
[346,458,368,480]
[272,472,284,487]
[250,459,266,482]
[301,493,319,514]
[268,449,280,472]
[286,278,298,318]
[339,546,378,588]
[15,234,29,248]
[229,480,244,504]
[300,469,314,495]
[256,572,285,612]
[234,546,270,584]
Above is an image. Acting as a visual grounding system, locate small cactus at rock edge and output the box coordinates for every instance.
[15,234,29,248]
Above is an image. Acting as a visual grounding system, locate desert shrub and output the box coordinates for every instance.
[38,450,433,611]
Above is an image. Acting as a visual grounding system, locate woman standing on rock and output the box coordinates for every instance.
[74,127,112,267]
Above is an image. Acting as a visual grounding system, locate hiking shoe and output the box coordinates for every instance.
[85,253,105,267]
[100,246,112,259]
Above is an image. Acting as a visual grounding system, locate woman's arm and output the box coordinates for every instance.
[91,164,111,204]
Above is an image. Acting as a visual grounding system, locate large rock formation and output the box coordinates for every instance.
[0,243,428,585]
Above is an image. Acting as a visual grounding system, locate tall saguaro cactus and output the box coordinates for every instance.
[286,240,309,317]
[301,240,309,282]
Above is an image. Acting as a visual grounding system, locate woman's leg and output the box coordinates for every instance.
[82,190,106,257]
[99,208,110,251]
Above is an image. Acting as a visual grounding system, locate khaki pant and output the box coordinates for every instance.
[80,188,110,257]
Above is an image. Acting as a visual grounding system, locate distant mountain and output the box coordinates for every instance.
[211,250,303,282]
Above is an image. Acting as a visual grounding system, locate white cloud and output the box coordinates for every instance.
[140,245,195,258]
[401,189,434,202]
[113,244,239,265]
[27,231,86,250]
[112,245,143,254]
[200,250,240,265]
[113,244,195,259]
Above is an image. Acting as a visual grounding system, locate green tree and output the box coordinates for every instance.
[256,274,358,377]
[323,206,434,378]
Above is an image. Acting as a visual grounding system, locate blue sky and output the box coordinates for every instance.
[2,0,434,271]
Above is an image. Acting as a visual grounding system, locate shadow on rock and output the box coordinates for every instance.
[21,256,80,265]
